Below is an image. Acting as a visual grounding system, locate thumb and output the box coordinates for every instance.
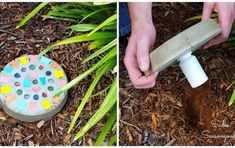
[136,37,151,72]
[202,2,215,21]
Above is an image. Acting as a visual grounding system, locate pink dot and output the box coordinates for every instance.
[29,55,38,63]
[0,76,9,83]
[29,72,37,79]
[28,102,37,112]
[56,79,67,87]
[32,86,41,92]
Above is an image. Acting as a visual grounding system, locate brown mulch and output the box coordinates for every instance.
[0,3,113,146]
[119,3,235,146]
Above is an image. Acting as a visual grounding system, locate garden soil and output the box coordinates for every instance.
[119,3,235,146]
[0,3,114,146]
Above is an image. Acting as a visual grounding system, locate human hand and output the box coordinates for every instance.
[202,2,235,49]
[124,20,158,89]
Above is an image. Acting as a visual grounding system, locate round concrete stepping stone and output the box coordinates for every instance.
[0,55,68,122]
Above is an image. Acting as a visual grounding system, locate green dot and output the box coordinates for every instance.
[32,79,38,84]
[48,86,54,91]
[29,64,36,70]
[17,89,23,95]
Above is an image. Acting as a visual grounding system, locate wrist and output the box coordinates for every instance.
[131,19,154,32]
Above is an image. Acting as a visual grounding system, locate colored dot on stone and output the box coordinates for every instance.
[17,89,23,95]
[29,64,36,70]
[48,86,54,91]
[46,71,51,76]
[21,67,26,72]
[32,79,38,84]
[14,81,21,87]
[24,94,30,99]
[48,79,54,83]
[42,92,47,98]
[39,65,44,70]
[33,94,39,100]
[14,73,21,78]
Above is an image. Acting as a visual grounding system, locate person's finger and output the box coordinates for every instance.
[203,35,225,49]
[133,72,158,88]
[203,5,233,49]
[136,37,151,72]
[202,2,215,21]
[124,37,144,84]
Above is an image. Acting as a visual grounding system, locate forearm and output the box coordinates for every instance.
[128,2,153,26]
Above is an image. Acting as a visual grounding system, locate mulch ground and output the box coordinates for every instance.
[0,3,113,146]
[119,3,235,146]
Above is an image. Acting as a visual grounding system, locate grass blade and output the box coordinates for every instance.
[184,13,217,22]
[16,2,48,29]
[48,10,82,18]
[79,7,114,23]
[88,39,113,50]
[229,90,235,106]
[93,2,113,5]
[68,59,116,133]
[69,24,97,32]
[38,32,116,56]
[107,134,117,146]
[83,39,117,63]
[55,48,116,97]
[88,14,117,36]
[74,77,117,140]
[42,15,77,22]
[52,6,91,15]
[91,84,111,97]
[95,105,116,146]
[229,81,235,106]
[52,32,116,47]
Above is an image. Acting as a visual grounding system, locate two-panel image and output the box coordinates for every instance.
[0,1,234,146]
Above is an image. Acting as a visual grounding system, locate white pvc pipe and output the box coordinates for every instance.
[178,52,208,88]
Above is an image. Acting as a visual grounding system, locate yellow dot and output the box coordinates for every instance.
[54,70,64,78]
[52,96,60,103]
[41,99,51,110]
[0,86,11,94]
[19,56,28,64]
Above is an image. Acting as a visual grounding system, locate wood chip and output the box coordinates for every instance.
[37,120,45,129]
[28,141,34,146]
[126,128,133,142]
[0,116,7,121]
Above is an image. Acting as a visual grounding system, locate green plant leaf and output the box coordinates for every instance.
[107,134,117,146]
[83,39,117,63]
[88,14,117,36]
[93,2,113,5]
[74,77,117,140]
[91,84,111,97]
[55,48,116,97]
[42,15,77,22]
[51,6,91,15]
[68,58,116,133]
[184,13,218,22]
[48,10,82,18]
[79,7,114,23]
[229,81,235,106]
[69,24,97,32]
[229,89,235,106]
[95,105,116,146]
[16,2,48,29]
[88,39,113,50]
[38,32,116,56]
[52,32,116,47]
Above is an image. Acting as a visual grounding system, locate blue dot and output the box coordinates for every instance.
[14,73,21,78]
[46,71,51,76]
[33,95,39,100]
[24,94,30,99]
[21,67,26,72]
